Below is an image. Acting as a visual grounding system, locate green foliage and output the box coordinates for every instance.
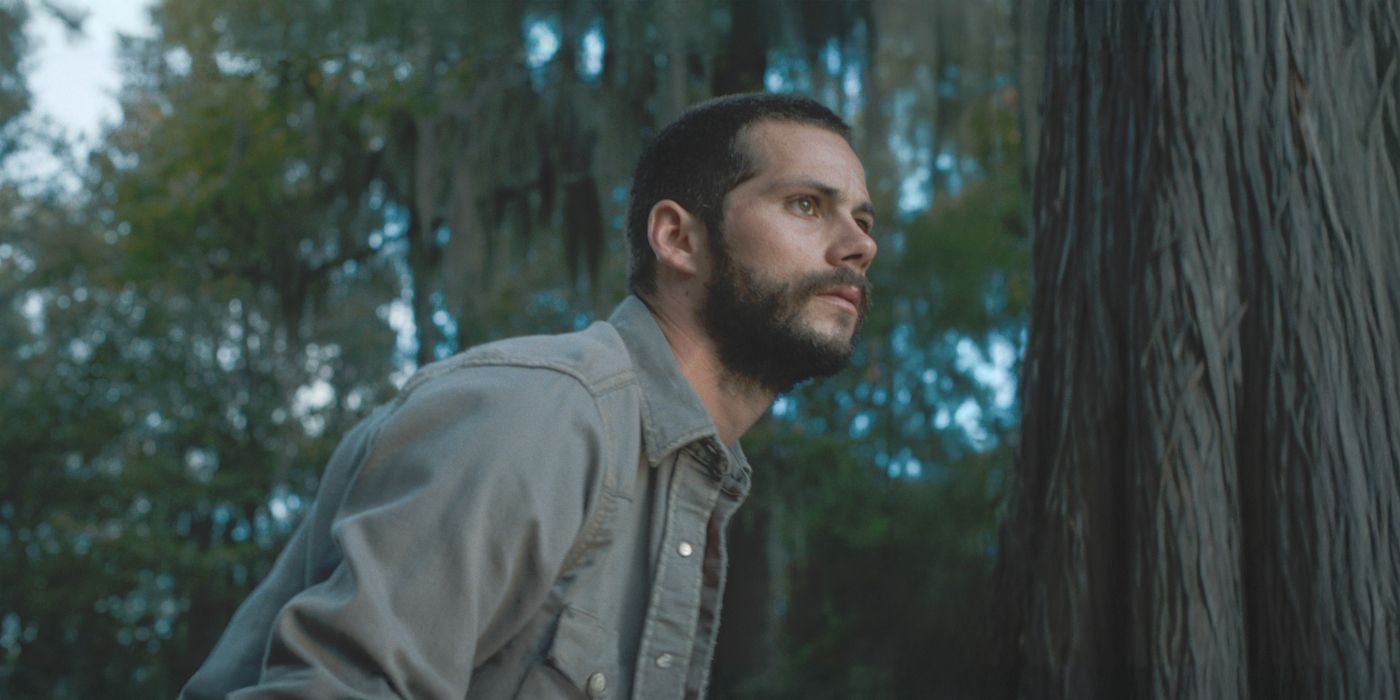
[729,425,1005,699]
[0,176,355,695]
[0,0,28,161]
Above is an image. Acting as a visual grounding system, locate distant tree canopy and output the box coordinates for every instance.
[0,1,29,161]
[2,0,1029,697]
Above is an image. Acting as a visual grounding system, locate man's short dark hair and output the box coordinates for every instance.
[625,93,852,297]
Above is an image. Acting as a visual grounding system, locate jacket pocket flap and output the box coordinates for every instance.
[546,606,619,693]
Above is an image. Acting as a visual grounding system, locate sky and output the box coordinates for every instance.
[18,0,153,174]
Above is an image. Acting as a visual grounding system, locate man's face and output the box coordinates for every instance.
[700,121,877,394]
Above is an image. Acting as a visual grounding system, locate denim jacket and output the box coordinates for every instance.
[181,296,753,699]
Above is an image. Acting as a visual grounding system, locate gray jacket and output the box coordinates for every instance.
[182,296,753,699]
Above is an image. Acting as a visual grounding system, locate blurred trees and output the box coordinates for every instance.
[0,0,28,161]
[1,0,1028,697]
[995,0,1400,696]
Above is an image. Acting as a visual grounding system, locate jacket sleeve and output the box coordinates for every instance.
[229,364,607,699]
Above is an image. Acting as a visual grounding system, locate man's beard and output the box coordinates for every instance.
[700,230,872,395]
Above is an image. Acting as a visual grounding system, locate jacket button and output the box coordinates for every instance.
[655,653,675,669]
[586,672,607,697]
[678,541,693,557]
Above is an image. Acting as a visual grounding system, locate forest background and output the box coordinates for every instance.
[6,0,1398,696]
[12,0,1392,697]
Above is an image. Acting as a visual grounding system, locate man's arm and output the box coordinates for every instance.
[225,364,608,698]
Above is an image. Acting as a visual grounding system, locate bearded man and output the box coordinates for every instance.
[183,92,876,700]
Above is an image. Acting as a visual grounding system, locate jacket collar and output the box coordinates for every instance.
[608,295,752,480]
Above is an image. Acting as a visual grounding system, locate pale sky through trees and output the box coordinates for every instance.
[18,0,152,176]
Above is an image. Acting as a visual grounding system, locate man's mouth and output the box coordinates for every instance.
[813,285,862,315]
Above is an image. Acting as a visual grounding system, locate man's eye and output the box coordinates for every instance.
[792,196,817,215]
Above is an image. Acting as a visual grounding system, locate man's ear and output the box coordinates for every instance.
[647,199,706,278]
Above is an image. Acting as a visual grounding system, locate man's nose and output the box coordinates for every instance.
[830,216,877,273]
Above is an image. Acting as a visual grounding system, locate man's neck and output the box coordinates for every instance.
[640,293,773,446]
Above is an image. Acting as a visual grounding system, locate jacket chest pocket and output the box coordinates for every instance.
[515,606,620,699]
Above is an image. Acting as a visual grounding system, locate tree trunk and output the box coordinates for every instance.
[711,0,768,95]
[1013,0,1046,196]
[995,0,1400,697]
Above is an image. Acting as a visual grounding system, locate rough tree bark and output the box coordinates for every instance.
[995,0,1400,697]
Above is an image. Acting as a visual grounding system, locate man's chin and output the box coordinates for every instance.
[807,332,856,360]
[786,320,858,372]
[710,319,854,393]
[795,309,859,350]
[702,272,865,393]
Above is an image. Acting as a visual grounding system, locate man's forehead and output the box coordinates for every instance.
[738,119,852,158]
[738,120,870,199]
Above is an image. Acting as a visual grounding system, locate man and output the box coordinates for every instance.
[182,92,876,699]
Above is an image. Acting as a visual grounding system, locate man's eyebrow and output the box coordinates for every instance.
[770,177,877,220]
